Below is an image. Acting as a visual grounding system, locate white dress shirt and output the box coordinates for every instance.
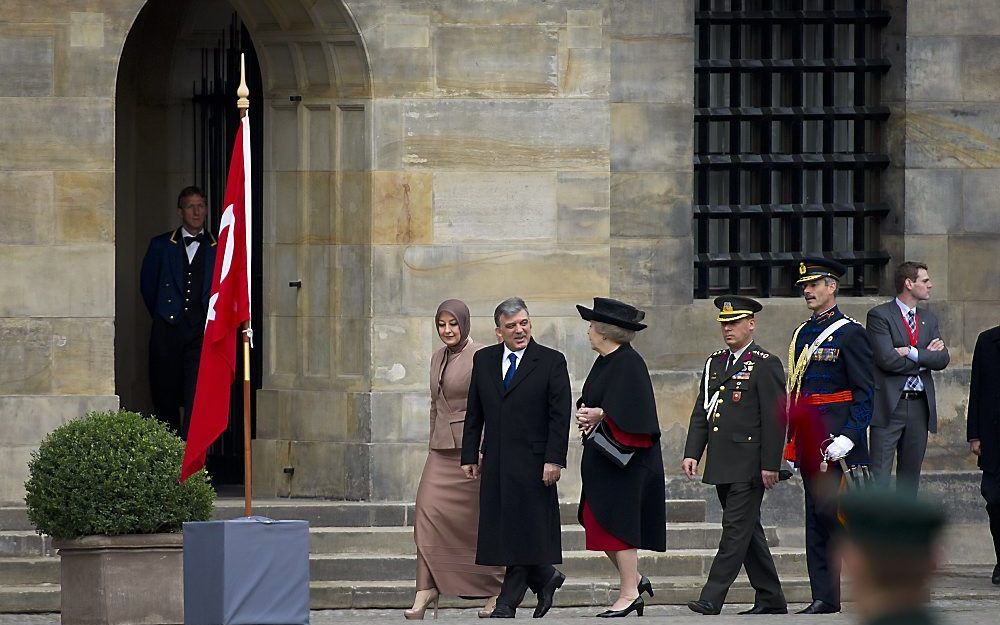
[502,344,526,379]
[727,341,753,368]
[182,227,204,263]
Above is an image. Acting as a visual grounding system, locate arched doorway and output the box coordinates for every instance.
[115,0,373,495]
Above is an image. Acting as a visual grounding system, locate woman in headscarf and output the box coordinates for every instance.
[406,299,503,619]
[574,298,666,618]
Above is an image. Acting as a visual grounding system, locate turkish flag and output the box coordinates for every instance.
[180,115,252,482]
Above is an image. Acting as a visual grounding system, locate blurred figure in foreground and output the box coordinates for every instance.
[839,487,946,625]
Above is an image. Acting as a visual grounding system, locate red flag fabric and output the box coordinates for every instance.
[181,115,252,482]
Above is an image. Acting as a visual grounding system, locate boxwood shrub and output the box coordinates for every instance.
[24,410,215,539]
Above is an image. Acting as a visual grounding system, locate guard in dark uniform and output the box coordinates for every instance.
[786,257,874,614]
[683,296,788,615]
[139,186,217,437]
[840,487,946,625]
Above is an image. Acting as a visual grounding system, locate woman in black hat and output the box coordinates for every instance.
[574,298,666,618]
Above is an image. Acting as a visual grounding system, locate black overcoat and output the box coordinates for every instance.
[576,344,666,551]
[968,326,1000,473]
[461,339,572,566]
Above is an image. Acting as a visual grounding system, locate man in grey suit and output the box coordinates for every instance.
[866,261,950,493]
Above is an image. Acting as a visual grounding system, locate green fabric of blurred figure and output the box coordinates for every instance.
[839,488,946,625]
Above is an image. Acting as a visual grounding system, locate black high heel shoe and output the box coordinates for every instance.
[597,597,644,618]
[637,576,654,598]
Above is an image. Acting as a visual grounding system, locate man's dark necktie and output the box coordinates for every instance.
[727,352,736,372]
[183,233,205,247]
[503,353,518,390]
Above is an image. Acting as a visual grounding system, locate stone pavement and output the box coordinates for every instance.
[1,568,997,625]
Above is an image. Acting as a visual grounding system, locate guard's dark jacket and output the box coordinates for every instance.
[685,341,786,484]
[140,228,217,324]
[968,326,1000,473]
[461,339,572,566]
[577,344,666,551]
[792,306,875,466]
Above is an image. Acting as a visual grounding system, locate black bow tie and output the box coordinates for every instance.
[183,233,205,246]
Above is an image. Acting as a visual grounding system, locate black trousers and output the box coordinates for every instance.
[982,470,1000,563]
[496,565,556,610]
[699,481,785,608]
[148,316,203,438]
[803,466,844,608]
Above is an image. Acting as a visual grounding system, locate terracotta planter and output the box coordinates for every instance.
[54,533,184,625]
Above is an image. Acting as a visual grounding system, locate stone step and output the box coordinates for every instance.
[0,531,53,557]
[308,523,778,554]
[0,585,60,614]
[0,558,59,586]
[1,499,709,533]
[307,548,807,582]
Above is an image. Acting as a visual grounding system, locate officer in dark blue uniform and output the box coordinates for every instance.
[139,186,217,437]
[786,257,874,614]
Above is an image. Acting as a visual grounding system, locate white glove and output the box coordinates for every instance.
[824,435,855,460]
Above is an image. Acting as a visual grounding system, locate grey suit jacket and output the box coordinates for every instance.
[865,300,950,432]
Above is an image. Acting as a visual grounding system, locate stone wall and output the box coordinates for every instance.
[0,0,997,504]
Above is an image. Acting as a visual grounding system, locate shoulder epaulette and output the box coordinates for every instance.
[710,348,727,357]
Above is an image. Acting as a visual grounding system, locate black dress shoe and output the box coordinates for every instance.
[992,564,1000,585]
[637,576,654,598]
[687,600,721,615]
[597,596,644,618]
[737,605,788,615]
[490,605,516,618]
[532,569,566,618]
[796,600,840,614]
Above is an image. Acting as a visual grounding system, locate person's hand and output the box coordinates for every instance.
[575,404,604,434]
[824,435,855,460]
[462,464,480,480]
[895,346,911,357]
[928,338,946,352]
[682,458,698,480]
[542,463,561,486]
[761,470,779,489]
[971,440,982,456]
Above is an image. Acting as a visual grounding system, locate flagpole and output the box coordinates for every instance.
[236,53,253,518]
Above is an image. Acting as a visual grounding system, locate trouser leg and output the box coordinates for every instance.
[982,471,1000,564]
[497,566,530,609]
[179,321,203,440]
[148,318,184,434]
[803,470,842,608]
[869,406,906,488]
[895,398,930,494]
[525,564,557,595]
[700,482,771,607]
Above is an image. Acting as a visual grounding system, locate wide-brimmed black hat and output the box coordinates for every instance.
[795,256,847,285]
[713,295,763,322]
[576,297,647,331]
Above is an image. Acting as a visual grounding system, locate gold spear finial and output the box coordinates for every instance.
[237,53,249,114]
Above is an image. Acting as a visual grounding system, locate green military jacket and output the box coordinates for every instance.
[684,341,786,484]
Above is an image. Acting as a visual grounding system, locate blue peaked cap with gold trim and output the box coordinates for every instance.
[795,256,847,285]
[713,296,763,322]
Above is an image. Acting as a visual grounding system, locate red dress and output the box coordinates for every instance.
[581,416,654,550]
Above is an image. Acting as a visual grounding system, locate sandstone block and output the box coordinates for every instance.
[370,443,429,500]
[0,99,112,170]
[960,37,1000,101]
[250,438,285,497]
[432,0,604,26]
[55,171,114,243]
[611,238,692,307]
[372,317,433,391]
[385,14,429,48]
[608,0,693,37]
[302,315,333,380]
[0,244,113,317]
[433,172,558,242]
[70,12,104,48]
[949,235,1000,301]
[287,441,368,498]
[50,318,114,395]
[557,44,609,98]
[907,0,1000,36]
[611,103,693,172]
[556,172,610,243]
[611,172,692,237]
[905,104,1000,169]
[0,35,53,96]
[370,391,431,444]
[373,100,404,171]
[904,169,961,234]
[611,37,693,104]
[963,300,1000,363]
[906,37,962,102]
[435,26,559,96]
[962,169,1000,232]
[373,171,433,244]
[401,99,609,171]
[901,235,951,301]
[0,172,53,244]
[370,33,435,97]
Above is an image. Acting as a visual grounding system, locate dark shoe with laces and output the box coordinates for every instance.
[687,600,721,615]
[737,604,788,615]
[796,600,840,614]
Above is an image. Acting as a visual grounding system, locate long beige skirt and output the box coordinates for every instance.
[413,448,504,597]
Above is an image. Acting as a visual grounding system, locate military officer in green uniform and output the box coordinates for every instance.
[840,487,946,625]
[683,296,788,615]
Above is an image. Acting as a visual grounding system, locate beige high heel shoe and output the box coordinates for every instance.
[404,590,440,620]
[478,595,498,618]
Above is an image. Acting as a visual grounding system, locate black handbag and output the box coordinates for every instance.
[587,420,637,468]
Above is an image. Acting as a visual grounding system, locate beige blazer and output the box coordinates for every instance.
[428,338,484,450]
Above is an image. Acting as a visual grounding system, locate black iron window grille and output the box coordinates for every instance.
[694,0,891,298]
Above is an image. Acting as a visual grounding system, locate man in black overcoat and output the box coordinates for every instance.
[967,324,1000,585]
[139,186,217,436]
[683,296,787,615]
[462,297,572,618]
